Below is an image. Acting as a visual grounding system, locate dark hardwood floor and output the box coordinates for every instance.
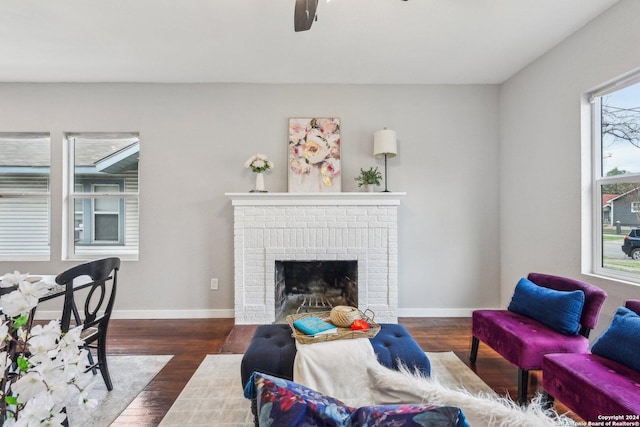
[105,317,580,426]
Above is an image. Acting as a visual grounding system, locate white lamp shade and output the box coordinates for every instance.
[373,129,397,158]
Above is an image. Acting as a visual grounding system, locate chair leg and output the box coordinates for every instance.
[469,336,479,364]
[85,348,98,376]
[517,369,529,406]
[97,334,113,391]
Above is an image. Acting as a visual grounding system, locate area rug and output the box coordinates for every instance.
[66,354,173,426]
[159,352,494,426]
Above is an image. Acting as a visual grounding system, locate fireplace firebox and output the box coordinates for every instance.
[274,260,357,322]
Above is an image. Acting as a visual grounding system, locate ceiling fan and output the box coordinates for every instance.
[294,0,407,32]
[294,0,318,32]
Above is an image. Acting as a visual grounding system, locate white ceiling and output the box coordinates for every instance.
[0,0,619,85]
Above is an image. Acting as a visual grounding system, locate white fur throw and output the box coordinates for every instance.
[366,361,577,427]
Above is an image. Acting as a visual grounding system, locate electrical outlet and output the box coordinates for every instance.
[210,278,219,290]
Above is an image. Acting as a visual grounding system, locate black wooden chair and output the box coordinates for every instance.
[55,257,120,390]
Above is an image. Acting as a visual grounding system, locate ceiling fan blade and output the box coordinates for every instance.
[294,0,318,32]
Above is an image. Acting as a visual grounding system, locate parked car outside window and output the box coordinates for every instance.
[622,228,640,260]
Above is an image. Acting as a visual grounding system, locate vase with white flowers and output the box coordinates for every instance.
[244,154,274,192]
[0,271,96,426]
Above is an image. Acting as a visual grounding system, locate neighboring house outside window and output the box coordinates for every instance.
[590,75,640,283]
[0,133,51,261]
[66,133,140,260]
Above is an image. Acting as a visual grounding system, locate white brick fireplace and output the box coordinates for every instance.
[226,192,405,325]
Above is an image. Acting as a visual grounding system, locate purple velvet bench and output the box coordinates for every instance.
[542,300,640,422]
[241,323,430,424]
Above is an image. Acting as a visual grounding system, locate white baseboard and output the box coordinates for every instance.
[35,308,488,320]
[397,308,476,317]
[34,308,235,320]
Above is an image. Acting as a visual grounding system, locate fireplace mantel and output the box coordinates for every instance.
[225,192,406,206]
[226,192,405,324]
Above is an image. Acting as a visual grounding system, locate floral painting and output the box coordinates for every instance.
[288,118,341,192]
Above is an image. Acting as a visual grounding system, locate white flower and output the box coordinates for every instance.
[15,393,65,427]
[245,154,273,173]
[28,321,61,355]
[13,371,47,404]
[0,270,94,425]
[77,380,99,408]
[18,279,52,300]
[0,271,29,288]
[0,291,37,318]
[0,321,10,345]
[0,351,10,373]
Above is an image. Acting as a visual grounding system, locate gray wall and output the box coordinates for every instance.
[500,0,640,338]
[0,83,501,318]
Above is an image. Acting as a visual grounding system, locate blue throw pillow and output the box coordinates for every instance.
[592,307,640,372]
[507,277,585,335]
[253,371,469,427]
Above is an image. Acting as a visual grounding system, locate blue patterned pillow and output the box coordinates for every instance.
[254,371,353,426]
[350,403,468,426]
[253,371,469,427]
[508,277,585,335]
[592,307,640,372]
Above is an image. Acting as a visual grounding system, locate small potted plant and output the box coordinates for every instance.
[354,167,383,192]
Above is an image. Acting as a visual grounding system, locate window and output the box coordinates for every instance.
[591,75,640,282]
[0,133,51,260]
[66,133,139,260]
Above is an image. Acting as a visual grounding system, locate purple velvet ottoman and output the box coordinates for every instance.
[241,323,430,424]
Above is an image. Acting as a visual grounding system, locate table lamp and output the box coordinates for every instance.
[373,128,398,192]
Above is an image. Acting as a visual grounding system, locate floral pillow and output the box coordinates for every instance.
[254,371,469,427]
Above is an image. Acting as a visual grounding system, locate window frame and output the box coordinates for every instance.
[0,133,51,261]
[64,133,140,261]
[590,74,640,284]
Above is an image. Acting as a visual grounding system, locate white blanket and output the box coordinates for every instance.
[293,338,378,407]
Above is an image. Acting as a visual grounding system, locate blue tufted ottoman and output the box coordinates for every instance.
[241,323,430,423]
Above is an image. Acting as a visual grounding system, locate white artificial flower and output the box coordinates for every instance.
[0,321,10,345]
[13,371,47,404]
[15,393,64,427]
[0,271,93,425]
[0,351,10,373]
[77,380,98,408]
[0,291,37,318]
[244,153,273,172]
[244,155,256,168]
[0,271,29,288]
[28,321,61,355]
[18,279,52,300]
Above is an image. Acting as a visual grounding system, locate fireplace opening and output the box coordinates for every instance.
[274,260,357,323]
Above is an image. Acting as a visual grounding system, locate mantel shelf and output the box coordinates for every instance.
[225,192,406,206]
